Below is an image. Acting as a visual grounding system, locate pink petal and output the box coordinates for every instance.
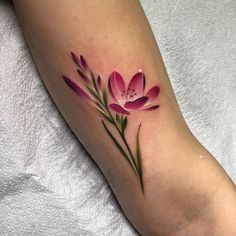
[124,96,148,110]
[80,55,89,71]
[142,105,160,110]
[145,86,160,103]
[97,75,102,90]
[127,72,145,98]
[71,52,81,67]
[108,78,115,99]
[77,69,90,84]
[63,76,93,104]
[108,71,126,103]
[109,103,130,115]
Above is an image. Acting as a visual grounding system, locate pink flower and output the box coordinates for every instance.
[108,71,160,115]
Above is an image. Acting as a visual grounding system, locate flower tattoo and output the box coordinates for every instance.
[62,52,160,193]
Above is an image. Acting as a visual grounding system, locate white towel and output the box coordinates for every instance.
[0,1,235,235]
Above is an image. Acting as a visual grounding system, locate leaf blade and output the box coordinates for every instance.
[123,116,128,131]
[136,123,144,193]
[102,120,137,174]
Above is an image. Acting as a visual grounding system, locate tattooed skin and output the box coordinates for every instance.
[62,52,160,193]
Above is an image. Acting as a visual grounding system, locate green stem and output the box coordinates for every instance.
[104,105,137,167]
[102,120,137,174]
[136,124,144,193]
[87,80,143,192]
[120,132,137,168]
[104,105,144,193]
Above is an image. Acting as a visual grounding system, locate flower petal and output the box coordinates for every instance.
[71,52,81,68]
[63,76,93,104]
[127,72,145,98]
[80,55,89,71]
[124,96,148,110]
[142,105,160,110]
[108,78,115,99]
[109,103,130,115]
[108,71,126,103]
[97,75,102,90]
[77,69,90,84]
[145,86,160,103]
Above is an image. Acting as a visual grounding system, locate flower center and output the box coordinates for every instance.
[126,88,137,101]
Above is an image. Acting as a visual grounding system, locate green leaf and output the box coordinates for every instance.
[102,120,136,173]
[95,102,105,111]
[123,116,128,130]
[116,114,120,124]
[97,110,113,124]
[102,88,108,106]
[120,116,128,136]
[86,85,100,101]
[91,71,98,93]
[136,123,144,193]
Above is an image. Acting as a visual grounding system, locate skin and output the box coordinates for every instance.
[12,1,236,235]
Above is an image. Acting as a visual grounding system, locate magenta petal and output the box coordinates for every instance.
[77,70,90,84]
[80,55,89,71]
[124,96,148,110]
[145,86,160,103]
[108,78,115,99]
[108,71,126,103]
[109,103,130,115]
[127,72,145,97]
[71,52,82,68]
[63,76,93,104]
[97,75,102,90]
[142,105,160,110]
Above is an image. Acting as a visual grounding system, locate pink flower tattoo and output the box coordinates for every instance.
[108,71,160,115]
[62,52,160,193]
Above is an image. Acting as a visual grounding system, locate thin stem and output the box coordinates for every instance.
[122,129,144,193]
[105,107,144,192]
[105,105,136,162]
[105,104,144,191]
[121,133,137,167]
[91,71,99,94]
[102,120,137,174]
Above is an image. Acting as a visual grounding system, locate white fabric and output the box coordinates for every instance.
[0,0,235,235]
